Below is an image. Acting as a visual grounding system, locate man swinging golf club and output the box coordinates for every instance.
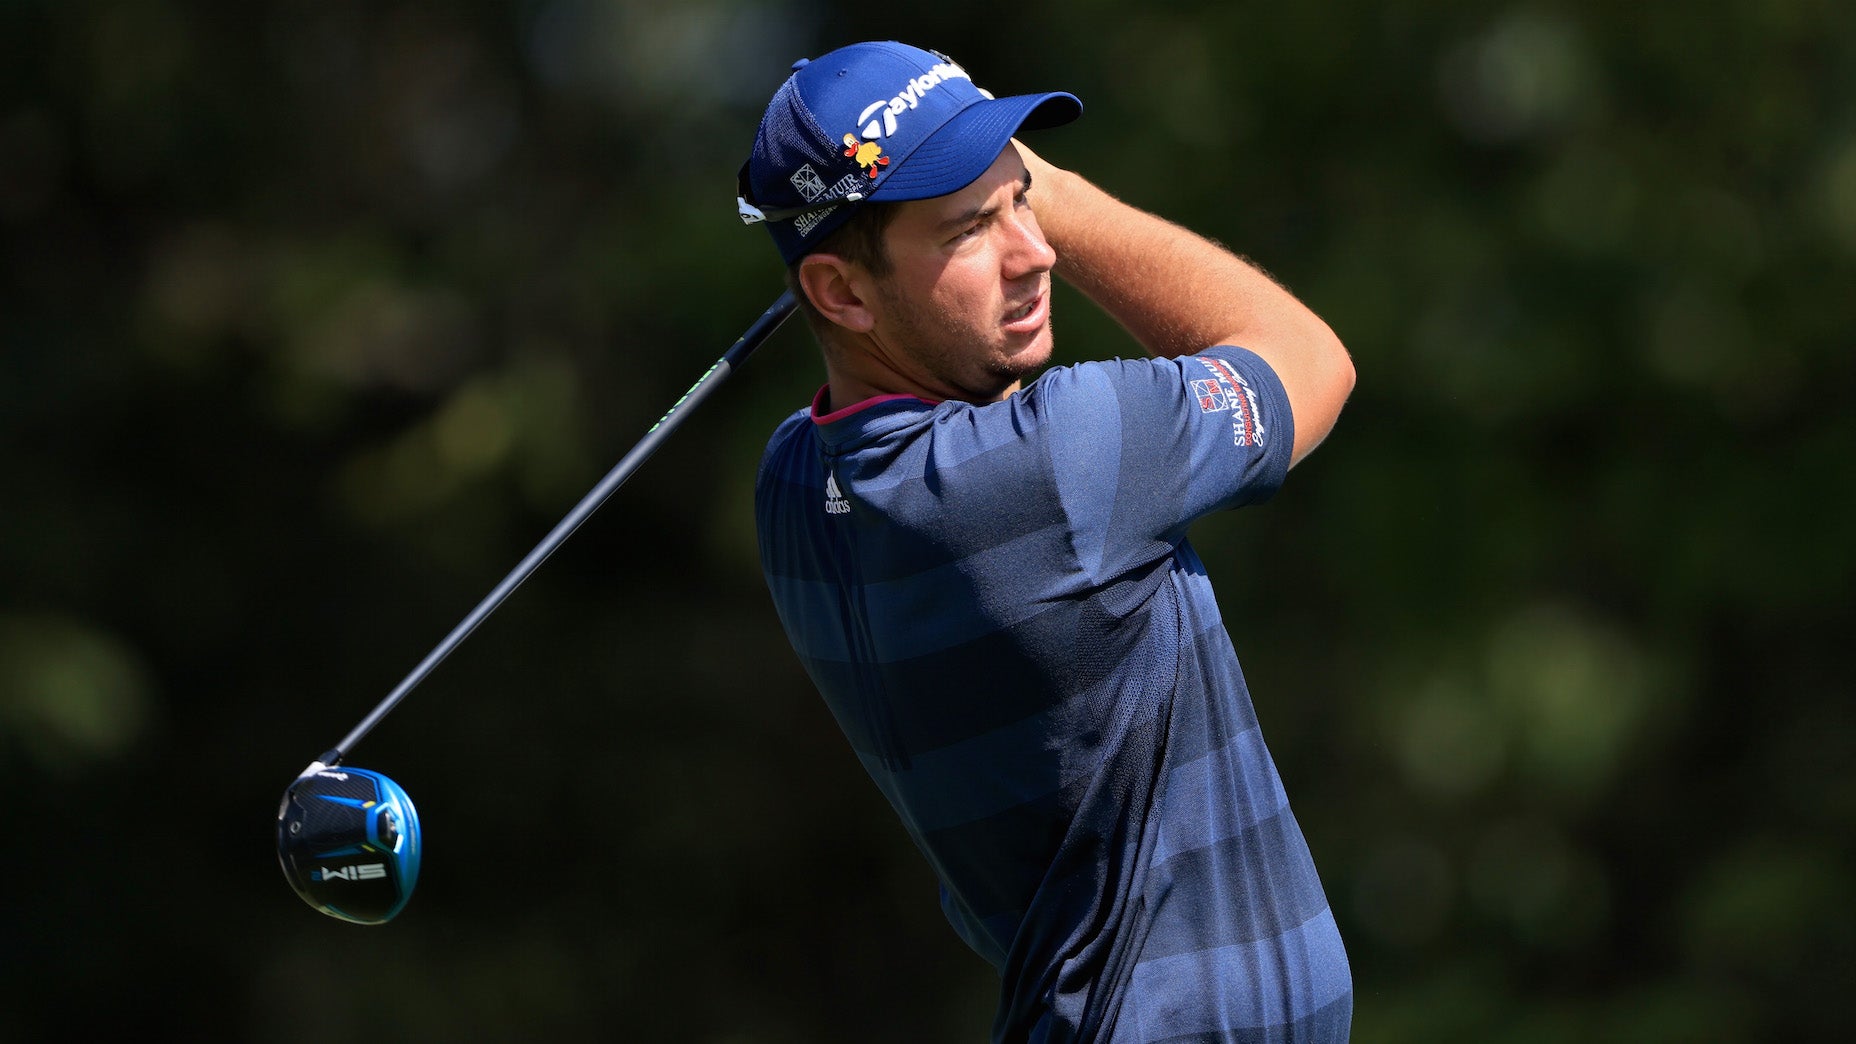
[741,41,1356,1042]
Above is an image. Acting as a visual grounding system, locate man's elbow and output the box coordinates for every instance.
[1330,336,1357,405]
[1307,323,1356,422]
[1287,330,1355,467]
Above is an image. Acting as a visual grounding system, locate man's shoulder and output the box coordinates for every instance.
[1029,348,1270,388]
[1021,354,1194,400]
[756,407,815,482]
[768,406,812,441]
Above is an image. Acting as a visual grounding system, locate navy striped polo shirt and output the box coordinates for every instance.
[755,346,1351,1042]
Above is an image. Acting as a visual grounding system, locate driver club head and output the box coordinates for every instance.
[277,765,422,925]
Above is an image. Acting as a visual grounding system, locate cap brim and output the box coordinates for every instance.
[866,91,1081,203]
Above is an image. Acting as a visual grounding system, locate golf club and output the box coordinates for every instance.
[277,290,798,924]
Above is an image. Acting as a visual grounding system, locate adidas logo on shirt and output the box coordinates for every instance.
[824,471,850,515]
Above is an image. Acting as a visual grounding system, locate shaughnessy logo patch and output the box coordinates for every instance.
[1191,357,1266,447]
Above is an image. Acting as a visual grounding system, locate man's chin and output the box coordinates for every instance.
[976,348,1052,402]
[1004,325,1055,378]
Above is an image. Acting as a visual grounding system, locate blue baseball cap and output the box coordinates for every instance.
[737,42,1081,264]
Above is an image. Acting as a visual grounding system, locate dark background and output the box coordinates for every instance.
[4,1,1852,1041]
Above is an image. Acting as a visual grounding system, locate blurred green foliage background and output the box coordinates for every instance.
[3,1,1852,1041]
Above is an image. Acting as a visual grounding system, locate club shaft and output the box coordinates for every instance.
[327,291,799,763]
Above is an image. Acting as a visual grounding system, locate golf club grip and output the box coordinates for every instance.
[327,290,799,761]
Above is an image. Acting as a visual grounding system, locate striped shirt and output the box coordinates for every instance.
[756,346,1350,1042]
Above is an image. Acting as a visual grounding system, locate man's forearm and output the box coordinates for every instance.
[1020,143,1355,465]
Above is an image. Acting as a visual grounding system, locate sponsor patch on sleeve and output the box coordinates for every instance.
[1191,357,1268,447]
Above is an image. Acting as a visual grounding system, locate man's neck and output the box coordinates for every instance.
[822,346,1021,411]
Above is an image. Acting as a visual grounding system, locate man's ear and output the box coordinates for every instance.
[797,253,877,334]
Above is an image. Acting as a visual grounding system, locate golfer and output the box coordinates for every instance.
[740,41,1356,1042]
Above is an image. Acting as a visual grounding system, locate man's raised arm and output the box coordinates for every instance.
[1019,143,1355,467]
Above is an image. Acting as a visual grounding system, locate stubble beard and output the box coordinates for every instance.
[877,281,1054,403]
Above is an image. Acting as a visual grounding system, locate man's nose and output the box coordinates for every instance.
[1002,210,1056,278]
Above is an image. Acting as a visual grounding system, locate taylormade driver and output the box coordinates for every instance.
[277,761,422,924]
[276,292,796,923]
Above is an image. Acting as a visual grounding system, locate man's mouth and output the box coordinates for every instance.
[1004,293,1042,325]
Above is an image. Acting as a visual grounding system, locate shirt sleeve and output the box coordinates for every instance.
[1029,345,1295,579]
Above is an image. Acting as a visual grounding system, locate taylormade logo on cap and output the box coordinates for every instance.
[854,60,979,140]
[736,41,1082,265]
